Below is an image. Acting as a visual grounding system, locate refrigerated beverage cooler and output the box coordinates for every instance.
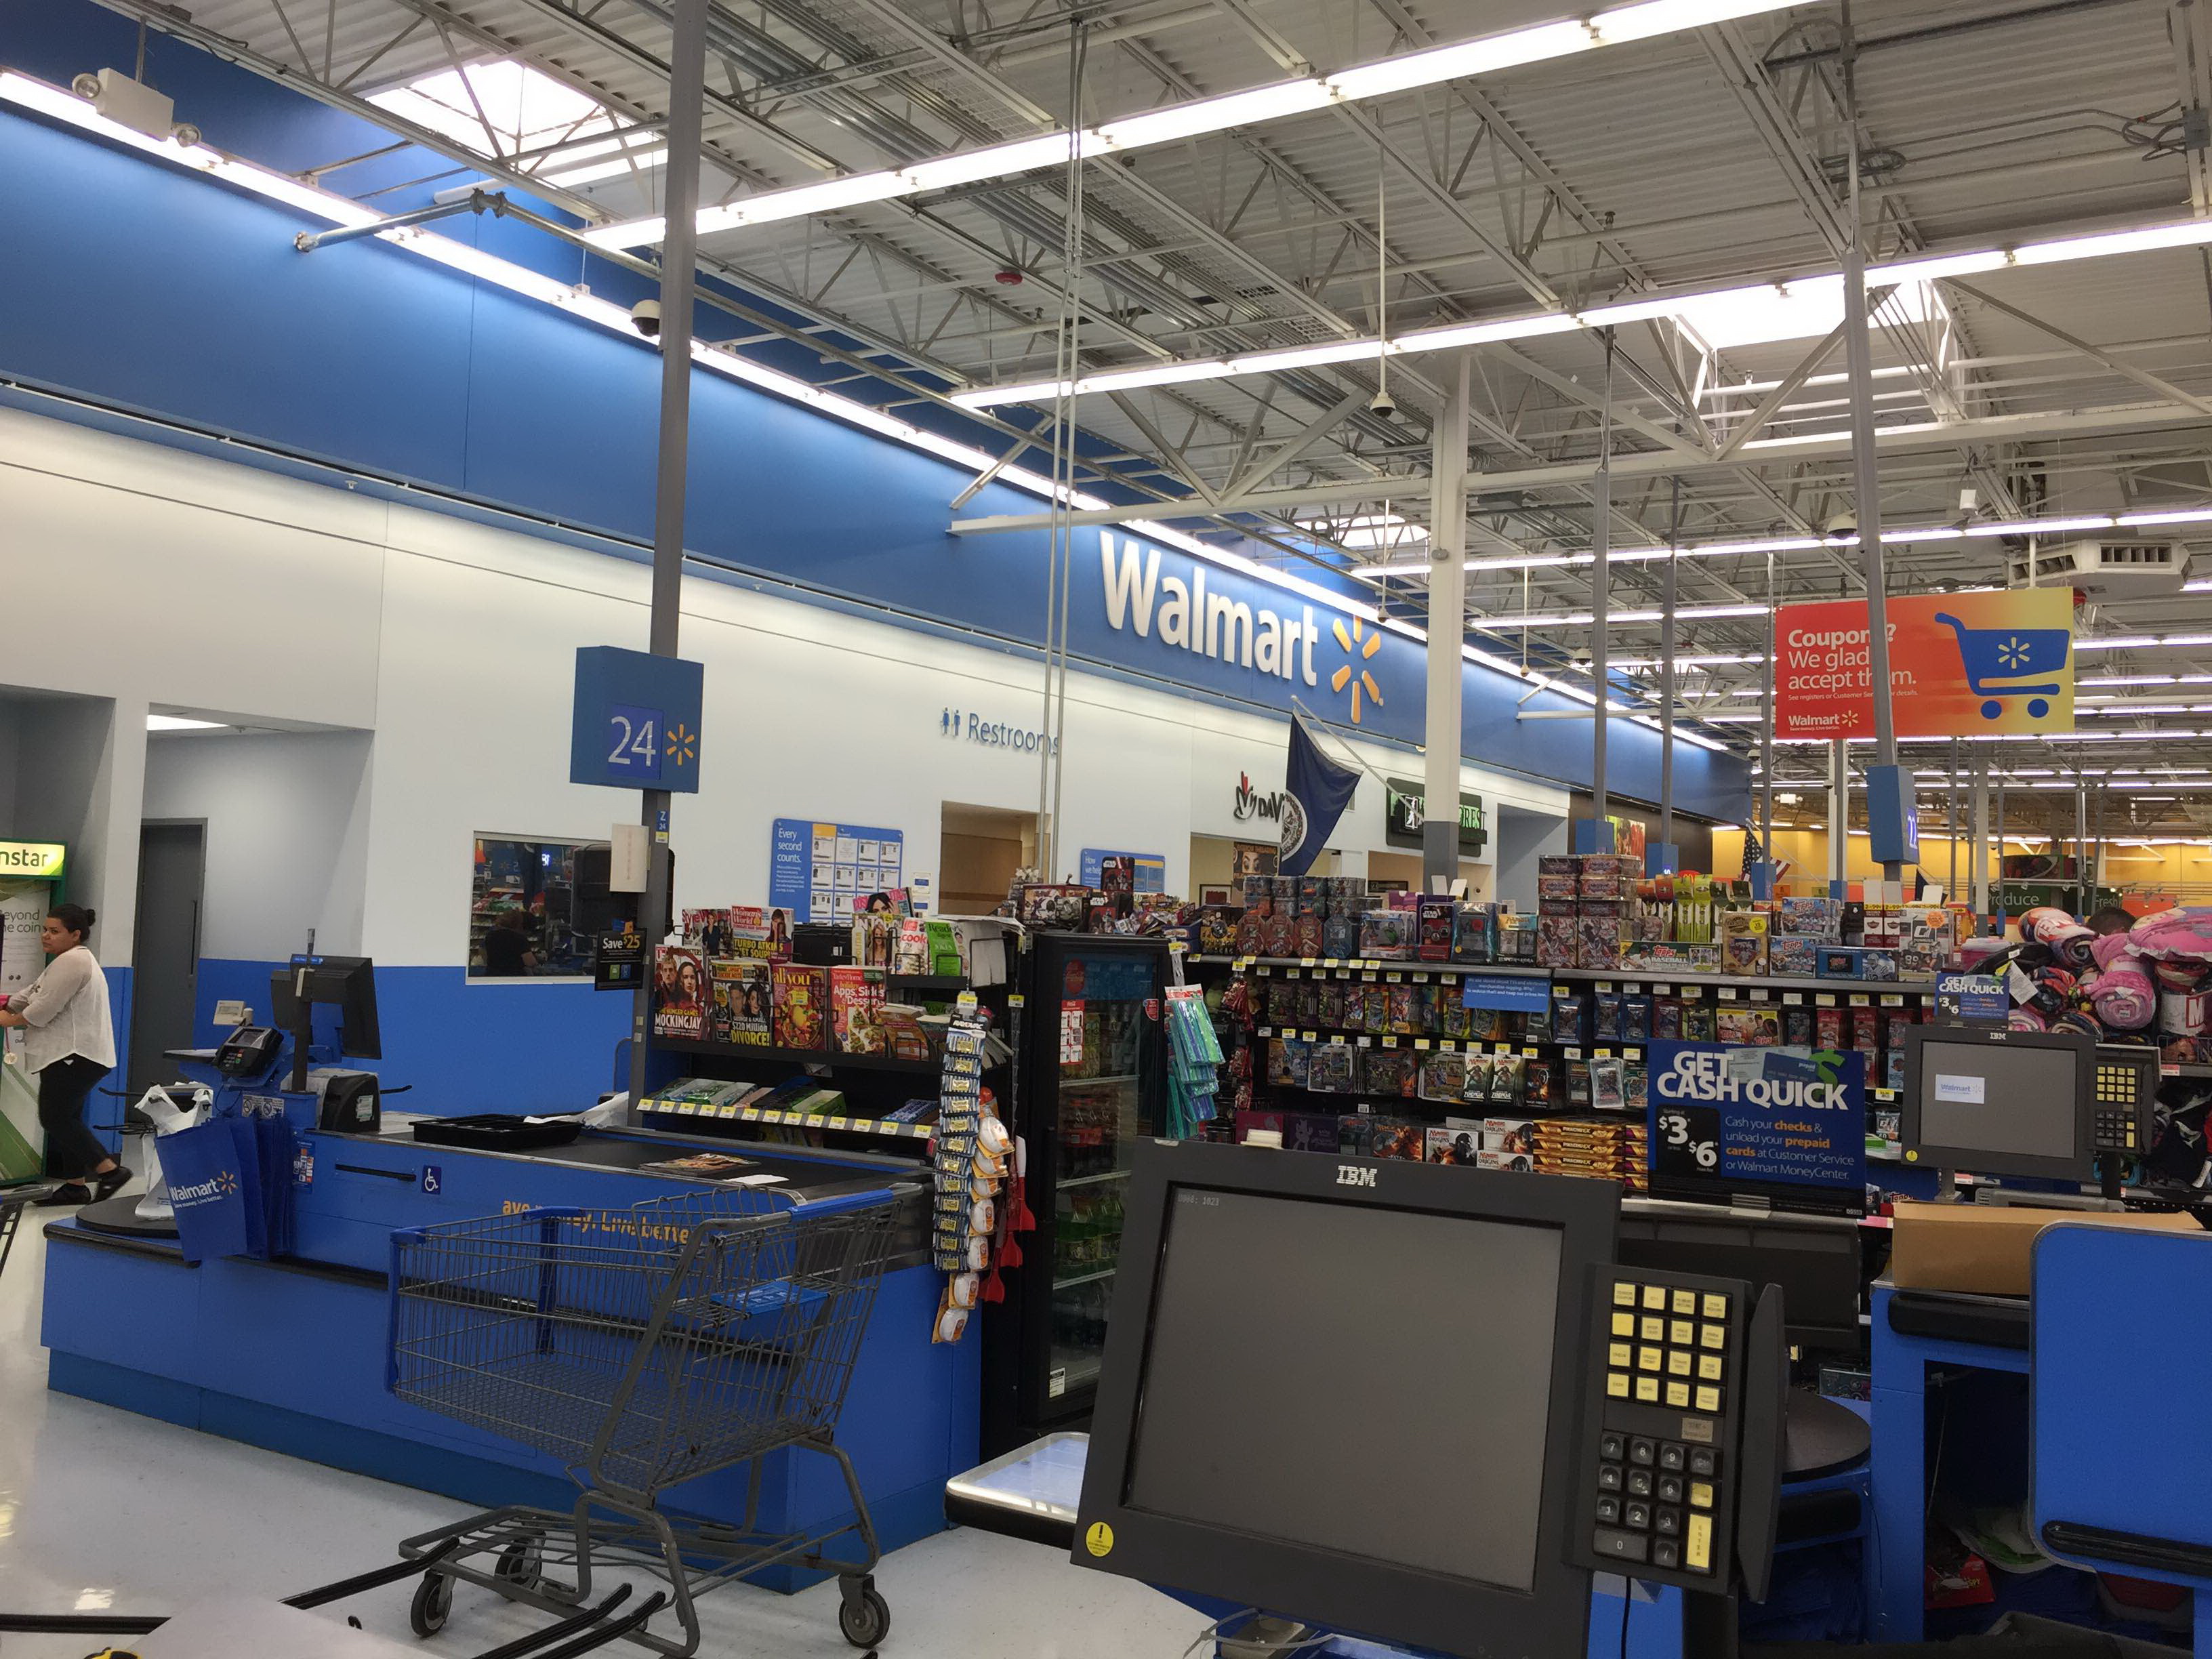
[981,933,1170,1455]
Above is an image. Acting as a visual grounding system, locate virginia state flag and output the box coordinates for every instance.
[1279,716,1359,876]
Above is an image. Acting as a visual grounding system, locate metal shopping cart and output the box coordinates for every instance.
[1935,610,2071,719]
[386,1187,902,1657]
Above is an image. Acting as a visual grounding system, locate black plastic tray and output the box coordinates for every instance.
[411,1114,583,1151]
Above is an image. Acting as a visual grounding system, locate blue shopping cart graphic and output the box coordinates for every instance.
[1934,611,2070,720]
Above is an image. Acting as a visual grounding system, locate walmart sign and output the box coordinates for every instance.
[1076,530,1747,819]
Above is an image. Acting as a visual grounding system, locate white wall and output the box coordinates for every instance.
[141,730,373,960]
[0,405,1575,979]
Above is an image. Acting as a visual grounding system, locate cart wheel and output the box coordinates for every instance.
[838,1585,890,1649]
[410,1572,453,1638]
[495,1536,544,1591]
[1982,699,2002,718]
[2028,698,2049,718]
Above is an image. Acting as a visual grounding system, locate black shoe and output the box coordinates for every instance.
[93,1164,132,1201]
[32,1183,92,1208]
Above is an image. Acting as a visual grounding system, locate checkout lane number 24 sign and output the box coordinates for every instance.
[570,647,705,794]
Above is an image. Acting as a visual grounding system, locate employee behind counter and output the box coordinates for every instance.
[0,903,128,1206]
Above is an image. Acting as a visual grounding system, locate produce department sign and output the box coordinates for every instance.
[1646,1042,1866,1202]
[1774,589,2073,739]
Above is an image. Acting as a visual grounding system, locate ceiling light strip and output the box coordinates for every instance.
[581,0,1804,252]
[1361,507,2212,579]
[951,211,2212,408]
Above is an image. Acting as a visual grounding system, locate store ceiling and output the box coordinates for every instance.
[75,0,2212,846]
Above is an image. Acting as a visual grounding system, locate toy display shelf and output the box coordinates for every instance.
[1204,955,1942,999]
[638,1099,933,1141]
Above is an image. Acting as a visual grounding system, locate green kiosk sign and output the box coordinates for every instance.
[0,842,64,880]
[1383,779,1488,858]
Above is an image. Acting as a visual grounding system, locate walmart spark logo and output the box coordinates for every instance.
[664,721,697,771]
[1329,617,1384,724]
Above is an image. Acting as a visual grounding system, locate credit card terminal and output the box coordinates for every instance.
[1571,1267,1785,1599]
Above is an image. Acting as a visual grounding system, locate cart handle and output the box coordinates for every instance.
[787,1186,903,1219]
[285,1538,462,1609]
[389,1206,591,1245]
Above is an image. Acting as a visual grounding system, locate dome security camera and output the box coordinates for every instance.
[630,298,662,339]
[1368,387,1397,418]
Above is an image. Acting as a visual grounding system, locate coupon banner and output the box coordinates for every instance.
[1774,589,2074,739]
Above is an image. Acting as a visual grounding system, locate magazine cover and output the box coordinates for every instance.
[727,961,773,1047]
[681,909,733,954]
[724,905,777,958]
[772,962,830,1050]
[652,945,706,1040]
[830,966,887,1054]
[708,958,746,1044]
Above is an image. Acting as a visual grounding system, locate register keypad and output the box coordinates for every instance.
[1576,1267,1748,1590]
[2092,1057,2144,1155]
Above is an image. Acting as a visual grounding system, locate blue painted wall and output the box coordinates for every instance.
[0,101,1750,819]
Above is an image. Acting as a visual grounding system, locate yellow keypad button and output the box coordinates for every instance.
[1614,1282,1639,1307]
[1700,1324,1727,1350]
[1668,1351,1693,1377]
[1641,1317,1666,1342]
[1701,1294,1728,1320]
[1669,1321,1694,1346]
[1612,1312,1636,1337]
[1609,1343,1633,1368]
[1635,1377,1660,1403]
[1671,1289,1697,1315]
[1690,1481,1715,1511]
[1685,1514,1713,1572]
[1696,1386,1722,1414]
[1643,1286,1668,1311]
[1665,1382,1690,1408]
[1698,1354,1724,1381]
[1638,1347,1663,1372]
[1607,1373,1631,1398]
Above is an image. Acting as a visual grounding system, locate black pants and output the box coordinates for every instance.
[38,1054,111,1181]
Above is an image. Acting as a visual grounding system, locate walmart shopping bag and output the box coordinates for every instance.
[161,1116,268,1264]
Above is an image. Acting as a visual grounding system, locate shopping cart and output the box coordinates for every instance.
[1935,611,2070,719]
[386,1186,903,1657]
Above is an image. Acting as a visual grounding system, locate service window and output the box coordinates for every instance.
[470,836,592,979]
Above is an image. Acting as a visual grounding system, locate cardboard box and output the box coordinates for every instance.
[1887,1201,2203,1297]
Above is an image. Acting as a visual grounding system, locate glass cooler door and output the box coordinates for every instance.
[1045,958,1150,1406]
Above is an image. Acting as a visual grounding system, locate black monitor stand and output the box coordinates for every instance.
[289,969,314,1093]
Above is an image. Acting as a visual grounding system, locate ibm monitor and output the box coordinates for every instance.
[1073,1140,1619,1659]
[1900,1025,2093,1184]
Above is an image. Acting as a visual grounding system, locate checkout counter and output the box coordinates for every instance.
[40,1023,977,1581]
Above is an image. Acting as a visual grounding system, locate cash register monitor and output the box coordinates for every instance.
[1074,1141,1619,1659]
[1900,1025,2093,1183]
[268,955,381,1061]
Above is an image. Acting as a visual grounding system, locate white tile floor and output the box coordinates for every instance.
[0,1163,1203,1658]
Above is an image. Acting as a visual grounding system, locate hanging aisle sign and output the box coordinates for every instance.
[1773,590,2073,740]
[570,647,704,792]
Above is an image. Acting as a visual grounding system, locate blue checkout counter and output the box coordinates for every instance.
[40,1113,978,1586]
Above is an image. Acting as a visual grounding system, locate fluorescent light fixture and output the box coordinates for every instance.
[696,171,913,235]
[146,714,224,731]
[588,0,1812,251]
[956,204,2212,407]
[1093,81,1338,148]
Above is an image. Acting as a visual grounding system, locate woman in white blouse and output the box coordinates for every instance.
[0,903,126,1206]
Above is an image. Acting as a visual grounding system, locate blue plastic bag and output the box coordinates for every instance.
[161,1117,260,1264]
